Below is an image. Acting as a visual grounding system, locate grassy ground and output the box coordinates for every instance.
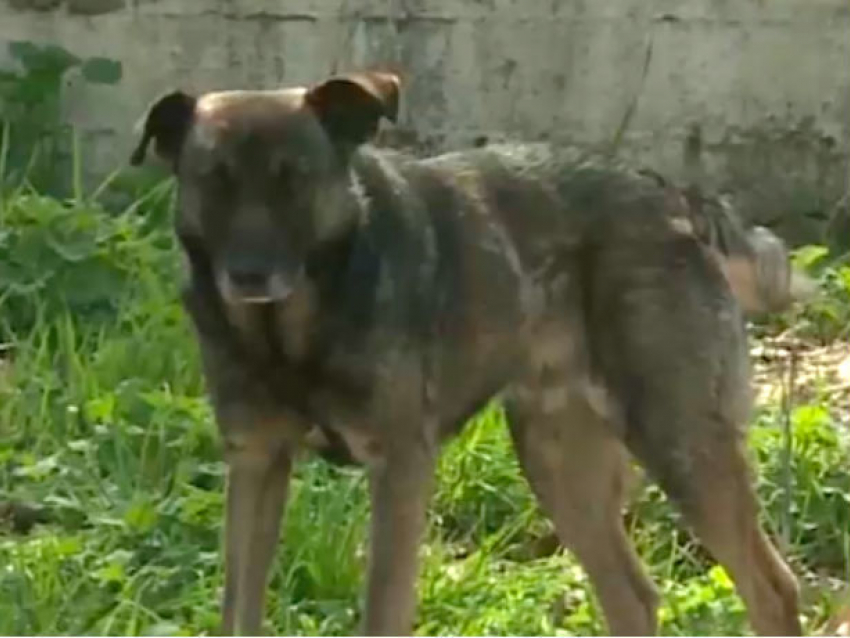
[0,177,848,636]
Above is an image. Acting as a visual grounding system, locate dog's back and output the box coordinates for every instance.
[334,141,808,441]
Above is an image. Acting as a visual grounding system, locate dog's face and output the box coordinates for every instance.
[131,72,400,304]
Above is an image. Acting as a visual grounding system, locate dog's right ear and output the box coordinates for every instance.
[130,91,197,167]
[305,71,400,147]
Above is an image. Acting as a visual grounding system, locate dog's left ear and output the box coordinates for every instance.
[305,71,400,146]
[130,91,197,167]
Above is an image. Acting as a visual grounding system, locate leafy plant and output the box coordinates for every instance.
[0,41,122,195]
[0,182,177,342]
[790,245,850,342]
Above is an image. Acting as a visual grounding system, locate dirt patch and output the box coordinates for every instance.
[752,336,850,432]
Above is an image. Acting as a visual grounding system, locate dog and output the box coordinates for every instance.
[130,71,808,636]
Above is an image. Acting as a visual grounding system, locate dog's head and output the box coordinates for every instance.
[131,71,400,304]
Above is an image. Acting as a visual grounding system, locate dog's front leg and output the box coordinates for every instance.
[182,285,299,634]
[220,430,293,636]
[363,438,435,636]
[361,353,441,636]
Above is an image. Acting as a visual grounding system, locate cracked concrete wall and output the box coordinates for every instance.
[1,0,849,241]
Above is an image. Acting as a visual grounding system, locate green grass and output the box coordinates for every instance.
[0,175,848,636]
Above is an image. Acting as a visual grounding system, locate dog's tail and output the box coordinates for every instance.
[723,225,816,314]
[681,186,816,315]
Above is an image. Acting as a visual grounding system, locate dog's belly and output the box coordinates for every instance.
[304,423,379,466]
[298,328,525,467]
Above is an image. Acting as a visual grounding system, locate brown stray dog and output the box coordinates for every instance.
[131,71,807,636]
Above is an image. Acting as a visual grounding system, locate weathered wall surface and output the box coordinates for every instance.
[1,0,849,241]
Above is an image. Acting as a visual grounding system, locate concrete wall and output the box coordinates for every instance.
[2,0,849,241]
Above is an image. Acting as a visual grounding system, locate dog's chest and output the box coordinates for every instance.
[293,350,393,466]
[276,308,391,463]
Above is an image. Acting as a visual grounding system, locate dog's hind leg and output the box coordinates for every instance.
[605,278,803,634]
[628,416,802,636]
[220,433,293,636]
[506,387,659,636]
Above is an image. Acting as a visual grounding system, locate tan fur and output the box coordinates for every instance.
[722,254,766,315]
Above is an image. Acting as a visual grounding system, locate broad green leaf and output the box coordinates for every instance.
[81,57,123,85]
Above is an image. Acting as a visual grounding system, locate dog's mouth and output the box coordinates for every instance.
[234,293,285,305]
[217,269,301,305]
